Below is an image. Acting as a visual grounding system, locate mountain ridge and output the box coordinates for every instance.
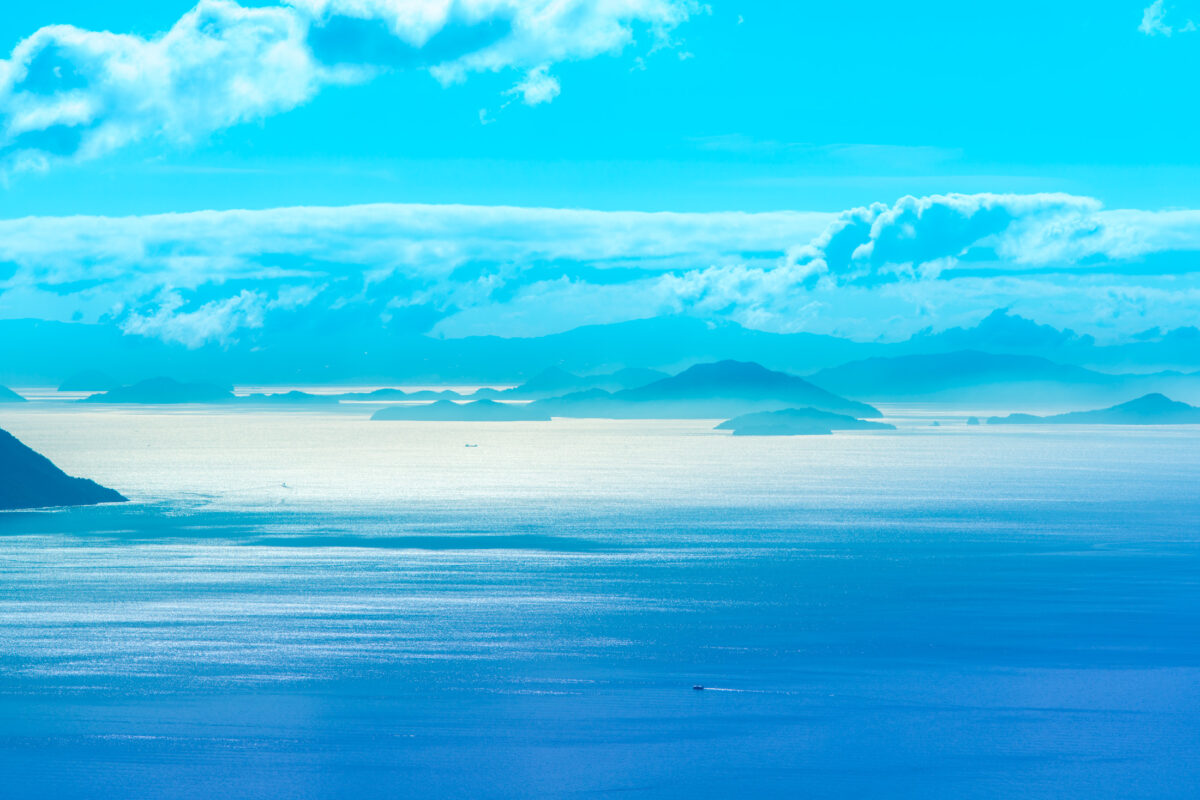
[987,394,1200,425]
[533,360,880,419]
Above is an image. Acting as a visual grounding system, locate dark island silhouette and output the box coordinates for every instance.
[715,407,896,436]
[82,377,235,404]
[987,393,1200,425]
[0,427,126,510]
[532,360,879,419]
[372,399,551,421]
[0,385,27,403]
[58,370,120,392]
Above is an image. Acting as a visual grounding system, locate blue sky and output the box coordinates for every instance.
[1,1,1199,346]
[3,0,1198,215]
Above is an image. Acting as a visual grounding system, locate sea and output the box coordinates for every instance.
[0,401,1198,799]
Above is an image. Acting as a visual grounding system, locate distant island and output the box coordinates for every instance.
[336,368,668,405]
[59,361,1197,425]
[474,366,668,400]
[0,385,26,403]
[239,390,340,406]
[0,427,127,510]
[362,360,876,421]
[533,360,879,419]
[337,388,465,402]
[987,394,1200,425]
[715,407,896,436]
[82,377,235,404]
[58,370,120,392]
[372,399,551,421]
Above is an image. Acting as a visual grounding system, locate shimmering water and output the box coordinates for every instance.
[1,406,1198,798]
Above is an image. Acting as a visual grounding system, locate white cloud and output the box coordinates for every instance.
[0,202,827,345]
[121,289,269,347]
[0,2,329,170]
[767,193,1103,287]
[0,0,698,170]
[1140,1,1198,36]
[506,64,560,105]
[4,195,1200,345]
[295,0,697,74]
[1141,0,1173,35]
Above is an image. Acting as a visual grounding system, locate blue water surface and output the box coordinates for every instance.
[0,415,1197,798]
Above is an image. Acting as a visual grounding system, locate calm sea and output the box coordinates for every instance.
[1,405,1198,798]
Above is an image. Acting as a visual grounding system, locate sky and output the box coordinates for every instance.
[1,1,1199,347]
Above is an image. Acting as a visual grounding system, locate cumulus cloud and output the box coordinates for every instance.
[0,0,698,170]
[777,193,1103,285]
[641,192,1200,337]
[3,195,1200,345]
[0,2,328,171]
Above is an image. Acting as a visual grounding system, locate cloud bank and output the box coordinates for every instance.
[3,193,1200,345]
[0,0,698,170]
[0,203,827,344]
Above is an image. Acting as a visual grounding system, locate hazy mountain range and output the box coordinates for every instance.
[4,310,1200,388]
[807,351,1200,405]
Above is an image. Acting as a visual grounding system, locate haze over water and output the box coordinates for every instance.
[1,406,1198,798]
